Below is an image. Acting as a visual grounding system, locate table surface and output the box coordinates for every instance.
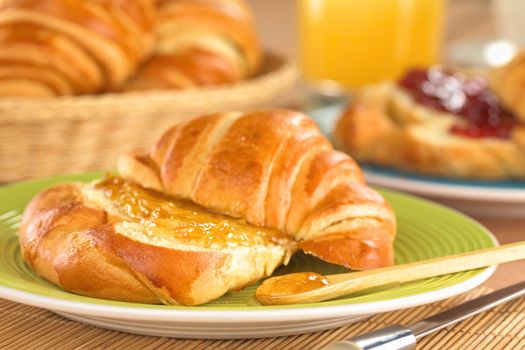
[2,0,524,347]
[245,0,525,291]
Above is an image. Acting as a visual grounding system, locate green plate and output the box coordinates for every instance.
[0,172,496,313]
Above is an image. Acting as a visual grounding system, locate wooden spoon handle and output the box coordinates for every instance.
[329,241,525,297]
[256,241,525,305]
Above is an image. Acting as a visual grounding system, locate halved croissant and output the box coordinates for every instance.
[122,0,261,91]
[20,178,292,305]
[0,0,155,95]
[119,109,396,269]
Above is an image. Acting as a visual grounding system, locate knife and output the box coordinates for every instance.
[321,280,525,350]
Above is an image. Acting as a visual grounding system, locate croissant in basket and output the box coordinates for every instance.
[0,0,262,96]
[0,0,155,96]
[19,109,396,305]
[123,0,262,91]
[335,66,525,180]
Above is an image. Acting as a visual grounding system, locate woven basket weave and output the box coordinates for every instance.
[0,53,297,183]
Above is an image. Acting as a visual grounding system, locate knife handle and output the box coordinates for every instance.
[321,325,416,350]
[322,281,525,350]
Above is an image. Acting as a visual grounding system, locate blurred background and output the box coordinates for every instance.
[1,0,524,183]
[248,0,520,89]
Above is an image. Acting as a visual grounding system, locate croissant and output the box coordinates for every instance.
[335,68,525,180]
[490,51,525,122]
[0,0,155,96]
[122,0,261,91]
[19,177,293,305]
[119,109,396,269]
[19,109,395,305]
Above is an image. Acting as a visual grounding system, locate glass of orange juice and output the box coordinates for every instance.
[298,0,446,91]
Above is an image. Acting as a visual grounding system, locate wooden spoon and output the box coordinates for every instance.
[256,241,525,305]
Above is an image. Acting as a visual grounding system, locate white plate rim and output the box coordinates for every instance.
[364,170,525,202]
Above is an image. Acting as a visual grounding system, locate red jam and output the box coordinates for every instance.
[398,67,518,139]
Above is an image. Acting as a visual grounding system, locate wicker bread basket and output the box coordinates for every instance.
[0,52,297,183]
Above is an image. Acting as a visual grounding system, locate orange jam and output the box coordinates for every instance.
[263,272,330,295]
[95,176,289,249]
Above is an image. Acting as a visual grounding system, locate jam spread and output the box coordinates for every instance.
[96,176,289,249]
[259,272,330,296]
[398,67,519,139]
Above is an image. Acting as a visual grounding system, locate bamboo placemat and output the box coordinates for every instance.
[0,287,523,350]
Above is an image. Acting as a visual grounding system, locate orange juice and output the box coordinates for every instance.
[299,0,445,89]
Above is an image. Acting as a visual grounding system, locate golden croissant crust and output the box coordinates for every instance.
[19,176,293,305]
[119,109,397,269]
